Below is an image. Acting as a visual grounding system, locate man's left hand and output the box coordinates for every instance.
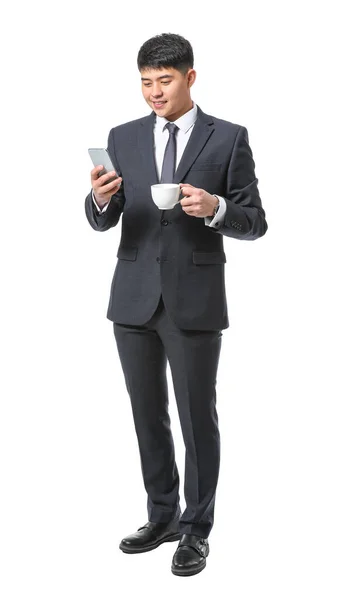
[179,183,218,218]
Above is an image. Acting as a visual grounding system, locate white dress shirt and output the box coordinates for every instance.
[92,101,226,228]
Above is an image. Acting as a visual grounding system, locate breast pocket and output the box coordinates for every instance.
[189,162,222,172]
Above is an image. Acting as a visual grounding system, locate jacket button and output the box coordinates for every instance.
[161,219,169,226]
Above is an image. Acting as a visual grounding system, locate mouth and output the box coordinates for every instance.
[152,101,167,108]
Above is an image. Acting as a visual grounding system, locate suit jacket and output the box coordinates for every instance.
[84,105,268,330]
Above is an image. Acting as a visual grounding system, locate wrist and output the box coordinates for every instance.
[211,195,220,217]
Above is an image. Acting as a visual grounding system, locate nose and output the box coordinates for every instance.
[151,83,163,98]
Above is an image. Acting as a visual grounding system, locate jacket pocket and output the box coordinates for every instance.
[189,162,222,171]
[117,246,138,261]
[192,251,226,265]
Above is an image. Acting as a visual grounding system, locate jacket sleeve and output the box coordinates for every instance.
[209,125,268,240]
[84,128,126,232]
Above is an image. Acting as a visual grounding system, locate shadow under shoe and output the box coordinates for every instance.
[119,511,181,554]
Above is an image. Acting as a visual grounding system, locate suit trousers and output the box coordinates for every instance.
[113,294,222,538]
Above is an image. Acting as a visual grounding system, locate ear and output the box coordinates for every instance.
[187,69,197,87]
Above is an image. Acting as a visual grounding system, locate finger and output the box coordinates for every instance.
[105,171,120,181]
[92,165,109,178]
[180,200,195,209]
[99,176,122,192]
[179,182,194,192]
[181,205,195,216]
[180,186,194,197]
[99,171,121,185]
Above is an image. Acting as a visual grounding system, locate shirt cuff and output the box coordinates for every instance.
[204,195,226,228]
[92,190,109,213]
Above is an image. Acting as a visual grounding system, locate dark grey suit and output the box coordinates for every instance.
[85,105,267,537]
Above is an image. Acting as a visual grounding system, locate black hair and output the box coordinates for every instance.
[137,33,194,74]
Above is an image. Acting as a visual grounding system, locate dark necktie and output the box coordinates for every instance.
[160,122,179,183]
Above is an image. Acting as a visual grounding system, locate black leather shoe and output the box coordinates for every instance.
[171,534,209,576]
[119,511,181,554]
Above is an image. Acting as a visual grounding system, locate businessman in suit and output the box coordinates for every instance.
[85,33,267,576]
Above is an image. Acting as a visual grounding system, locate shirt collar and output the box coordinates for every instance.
[155,101,197,133]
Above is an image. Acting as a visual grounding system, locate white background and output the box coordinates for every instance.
[1,0,354,598]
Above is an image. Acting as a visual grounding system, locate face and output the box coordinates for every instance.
[140,67,196,121]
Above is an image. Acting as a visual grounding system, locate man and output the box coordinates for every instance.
[84,33,267,577]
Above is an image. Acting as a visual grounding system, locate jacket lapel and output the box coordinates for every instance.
[137,105,215,186]
[138,111,159,184]
[174,106,215,183]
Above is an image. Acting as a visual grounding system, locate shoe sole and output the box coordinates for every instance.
[171,559,207,577]
[119,532,181,554]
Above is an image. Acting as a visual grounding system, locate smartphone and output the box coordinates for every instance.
[88,148,119,184]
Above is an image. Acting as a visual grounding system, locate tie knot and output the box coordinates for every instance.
[165,122,179,135]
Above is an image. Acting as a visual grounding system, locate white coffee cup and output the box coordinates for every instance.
[151,183,181,210]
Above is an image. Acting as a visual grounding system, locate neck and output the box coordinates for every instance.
[165,99,194,121]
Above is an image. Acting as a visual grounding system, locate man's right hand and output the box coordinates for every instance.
[91,165,122,209]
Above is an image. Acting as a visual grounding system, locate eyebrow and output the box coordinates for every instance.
[141,74,174,81]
